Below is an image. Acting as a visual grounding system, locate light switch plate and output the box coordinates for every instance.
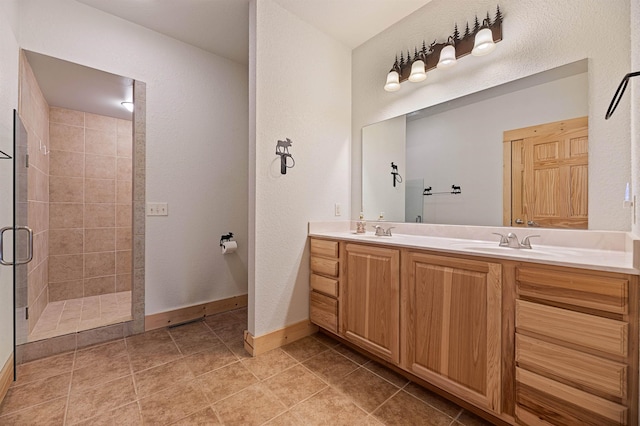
[147,202,168,216]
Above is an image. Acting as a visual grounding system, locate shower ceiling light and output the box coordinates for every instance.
[121,101,134,112]
[383,6,503,92]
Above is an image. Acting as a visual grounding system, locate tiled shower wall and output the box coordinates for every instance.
[19,53,51,334]
[48,107,132,302]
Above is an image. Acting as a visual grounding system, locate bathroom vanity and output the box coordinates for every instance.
[308,222,639,426]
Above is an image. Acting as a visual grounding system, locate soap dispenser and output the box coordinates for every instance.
[356,212,367,234]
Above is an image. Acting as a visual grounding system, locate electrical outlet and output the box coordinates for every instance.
[147,202,169,216]
[334,203,341,216]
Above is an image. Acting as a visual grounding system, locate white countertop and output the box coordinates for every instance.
[309,222,640,275]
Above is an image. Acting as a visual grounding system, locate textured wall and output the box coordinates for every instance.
[250,0,351,337]
[16,0,249,315]
[352,0,631,231]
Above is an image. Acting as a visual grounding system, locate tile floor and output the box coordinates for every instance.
[1,307,493,425]
[28,291,132,342]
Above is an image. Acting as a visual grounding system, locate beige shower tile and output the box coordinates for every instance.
[49,122,84,152]
[85,228,115,253]
[49,228,83,255]
[85,128,116,156]
[31,168,48,202]
[116,179,132,203]
[84,203,115,228]
[49,280,84,302]
[50,150,84,177]
[85,113,117,132]
[85,178,115,203]
[84,252,115,278]
[84,275,115,296]
[117,157,132,181]
[50,107,84,126]
[116,273,132,292]
[117,119,132,137]
[49,203,83,229]
[85,154,116,180]
[115,227,131,250]
[49,254,83,282]
[116,250,132,274]
[49,176,83,203]
[117,134,132,158]
[116,204,132,227]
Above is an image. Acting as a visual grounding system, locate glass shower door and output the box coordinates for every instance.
[11,110,31,348]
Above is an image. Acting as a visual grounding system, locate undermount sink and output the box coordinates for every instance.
[454,243,581,258]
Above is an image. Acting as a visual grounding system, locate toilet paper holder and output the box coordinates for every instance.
[220,232,234,247]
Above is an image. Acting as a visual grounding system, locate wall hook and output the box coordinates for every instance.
[391,162,403,187]
[275,138,295,174]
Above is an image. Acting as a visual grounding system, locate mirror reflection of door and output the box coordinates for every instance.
[503,117,588,229]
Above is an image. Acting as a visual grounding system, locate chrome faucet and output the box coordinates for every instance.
[373,225,394,236]
[493,232,540,249]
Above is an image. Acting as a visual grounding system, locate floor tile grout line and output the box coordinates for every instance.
[61,346,78,426]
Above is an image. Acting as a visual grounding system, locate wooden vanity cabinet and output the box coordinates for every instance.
[403,251,503,414]
[308,237,639,425]
[341,243,400,364]
[309,238,340,333]
[514,265,638,426]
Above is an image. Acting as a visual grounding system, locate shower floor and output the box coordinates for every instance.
[28,291,132,342]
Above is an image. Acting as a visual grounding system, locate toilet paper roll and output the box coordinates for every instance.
[221,240,237,254]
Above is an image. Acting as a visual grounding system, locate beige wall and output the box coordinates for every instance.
[48,107,132,302]
[19,52,50,333]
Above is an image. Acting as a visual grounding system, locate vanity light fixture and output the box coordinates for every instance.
[121,101,134,112]
[472,19,497,56]
[437,37,457,69]
[384,58,402,91]
[408,47,428,82]
[383,6,503,92]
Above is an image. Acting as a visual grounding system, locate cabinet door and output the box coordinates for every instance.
[404,252,502,413]
[342,244,400,364]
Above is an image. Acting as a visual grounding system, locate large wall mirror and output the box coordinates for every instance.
[362,60,589,229]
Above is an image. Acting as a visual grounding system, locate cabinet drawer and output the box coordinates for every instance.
[310,291,337,333]
[516,334,627,399]
[516,367,628,425]
[517,267,628,314]
[310,256,339,278]
[310,274,338,297]
[310,239,339,258]
[516,300,628,357]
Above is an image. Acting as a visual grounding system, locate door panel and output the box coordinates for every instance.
[505,117,588,229]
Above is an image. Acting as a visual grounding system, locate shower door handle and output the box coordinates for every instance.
[0,226,33,266]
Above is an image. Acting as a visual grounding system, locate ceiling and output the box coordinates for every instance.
[27,0,431,119]
[75,0,432,65]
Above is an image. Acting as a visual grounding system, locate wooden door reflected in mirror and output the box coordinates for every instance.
[503,117,588,229]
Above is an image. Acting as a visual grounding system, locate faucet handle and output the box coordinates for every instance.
[520,234,540,249]
[492,232,509,247]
